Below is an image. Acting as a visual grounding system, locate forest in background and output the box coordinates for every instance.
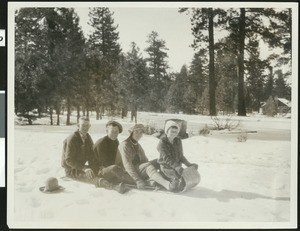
[14,7,291,125]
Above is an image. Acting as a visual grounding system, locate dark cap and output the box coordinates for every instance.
[106,120,123,133]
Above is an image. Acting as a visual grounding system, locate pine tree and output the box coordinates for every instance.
[245,38,269,112]
[180,8,227,116]
[55,8,87,125]
[15,8,88,125]
[189,49,209,114]
[273,69,291,100]
[115,42,149,122]
[87,7,122,118]
[214,38,237,114]
[145,31,170,112]
[15,8,66,124]
[165,65,189,113]
[15,8,47,123]
[264,66,274,100]
[227,8,291,116]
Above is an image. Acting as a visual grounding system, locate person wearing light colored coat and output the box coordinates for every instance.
[118,124,177,192]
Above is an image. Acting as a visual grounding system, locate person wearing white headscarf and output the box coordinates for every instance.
[157,120,199,191]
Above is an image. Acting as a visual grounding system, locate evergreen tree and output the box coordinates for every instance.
[180,8,227,116]
[244,38,269,112]
[15,8,49,123]
[55,8,87,125]
[189,48,209,113]
[15,8,69,125]
[227,8,291,116]
[273,69,291,100]
[264,66,274,100]
[214,38,237,114]
[236,8,247,116]
[87,7,122,118]
[115,42,149,122]
[145,31,170,112]
[43,8,86,125]
[165,65,188,113]
[15,8,88,125]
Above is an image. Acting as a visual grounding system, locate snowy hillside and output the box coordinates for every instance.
[8,113,296,229]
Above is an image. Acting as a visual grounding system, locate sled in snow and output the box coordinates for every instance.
[126,166,201,193]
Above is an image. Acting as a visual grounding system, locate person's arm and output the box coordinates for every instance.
[137,145,148,164]
[178,139,198,169]
[64,138,86,171]
[182,155,192,167]
[178,139,191,166]
[92,141,105,173]
[118,142,143,182]
[86,135,97,173]
[115,149,124,168]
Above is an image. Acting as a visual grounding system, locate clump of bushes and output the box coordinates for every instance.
[211,116,240,131]
[237,132,248,142]
[144,124,158,135]
[199,124,210,136]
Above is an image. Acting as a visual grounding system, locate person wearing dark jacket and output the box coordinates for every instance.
[61,117,95,179]
[61,117,128,194]
[157,120,199,191]
[93,120,134,184]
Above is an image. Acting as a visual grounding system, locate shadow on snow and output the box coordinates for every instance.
[181,186,290,202]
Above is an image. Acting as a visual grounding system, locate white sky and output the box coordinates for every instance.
[75,7,195,73]
[8,1,296,77]
[75,6,287,74]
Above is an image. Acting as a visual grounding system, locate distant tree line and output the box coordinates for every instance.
[15,7,291,125]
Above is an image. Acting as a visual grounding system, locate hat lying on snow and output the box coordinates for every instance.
[39,177,65,193]
[106,120,123,133]
[128,124,146,133]
[164,120,180,134]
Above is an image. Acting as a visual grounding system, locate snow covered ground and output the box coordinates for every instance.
[7,112,297,229]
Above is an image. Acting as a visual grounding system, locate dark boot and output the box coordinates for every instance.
[96,178,129,194]
[114,182,130,194]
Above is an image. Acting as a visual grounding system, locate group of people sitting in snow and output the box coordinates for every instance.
[61,117,199,194]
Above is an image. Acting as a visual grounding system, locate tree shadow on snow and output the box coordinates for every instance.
[181,186,290,202]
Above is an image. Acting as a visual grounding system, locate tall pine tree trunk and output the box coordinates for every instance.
[121,106,128,118]
[237,8,247,116]
[96,105,100,120]
[100,105,104,119]
[66,97,71,125]
[76,105,80,124]
[208,8,216,116]
[268,66,274,97]
[50,107,53,125]
[56,104,60,125]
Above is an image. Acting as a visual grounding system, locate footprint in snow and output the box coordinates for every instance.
[76,199,89,205]
[36,168,50,174]
[30,197,41,208]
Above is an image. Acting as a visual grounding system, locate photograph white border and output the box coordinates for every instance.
[7,1,298,229]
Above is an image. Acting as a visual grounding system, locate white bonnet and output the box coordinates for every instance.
[164,120,180,134]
